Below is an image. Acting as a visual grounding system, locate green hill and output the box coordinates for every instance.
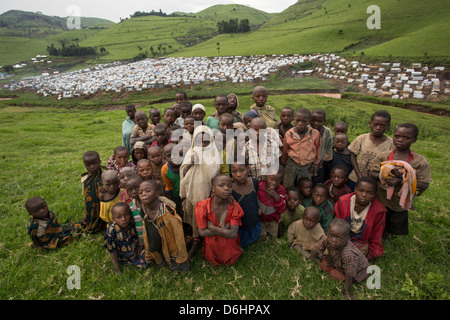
[172,0,450,60]
[195,4,275,27]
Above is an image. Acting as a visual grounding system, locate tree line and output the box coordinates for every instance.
[46,43,96,57]
[217,18,250,34]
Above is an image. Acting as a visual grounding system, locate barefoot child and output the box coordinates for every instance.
[309,218,370,300]
[195,174,244,266]
[287,206,325,259]
[26,197,82,249]
[369,123,431,236]
[139,180,190,272]
[278,188,305,237]
[81,151,106,233]
[230,163,261,247]
[99,170,121,226]
[104,202,147,274]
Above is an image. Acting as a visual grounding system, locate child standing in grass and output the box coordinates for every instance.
[26,197,82,249]
[118,167,135,204]
[104,202,147,274]
[139,180,190,272]
[130,111,155,147]
[230,162,261,248]
[147,145,166,186]
[275,107,294,141]
[161,143,182,214]
[195,174,244,266]
[278,188,305,238]
[287,206,325,259]
[81,151,106,234]
[122,104,136,154]
[227,93,244,123]
[99,170,121,226]
[310,108,333,185]
[258,167,287,238]
[192,104,206,125]
[369,123,431,237]
[149,108,162,127]
[309,218,370,300]
[175,101,193,127]
[163,108,177,129]
[281,108,322,188]
[302,183,335,234]
[348,110,394,190]
[151,124,171,148]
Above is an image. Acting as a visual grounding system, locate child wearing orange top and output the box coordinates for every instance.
[195,174,244,266]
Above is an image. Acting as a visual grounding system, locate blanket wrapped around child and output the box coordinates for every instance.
[379,160,417,210]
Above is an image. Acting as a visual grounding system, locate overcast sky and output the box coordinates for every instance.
[0,0,298,22]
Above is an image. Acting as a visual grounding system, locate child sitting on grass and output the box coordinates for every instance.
[230,162,261,248]
[324,165,352,204]
[369,123,431,237]
[302,183,335,234]
[258,167,287,238]
[139,180,190,272]
[335,176,386,261]
[104,202,147,274]
[309,218,370,300]
[287,206,325,259]
[278,188,305,238]
[107,146,136,175]
[26,197,82,249]
[195,174,244,266]
[81,151,106,234]
[99,170,121,226]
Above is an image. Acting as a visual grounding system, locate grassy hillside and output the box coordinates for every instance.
[171,0,450,60]
[195,4,275,27]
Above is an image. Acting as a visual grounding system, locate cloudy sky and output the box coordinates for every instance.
[0,0,298,22]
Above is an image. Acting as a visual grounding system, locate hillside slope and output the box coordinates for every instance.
[172,0,450,59]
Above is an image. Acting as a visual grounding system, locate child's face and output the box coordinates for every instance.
[293,114,309,135]
[125,179,141,200]
[172,104,181,117]
[27,199,49,220]
[354,181,376,208]
[112,206,131,229]
[286,190,300,211]
[302,208,320,230]
[298,180,313,198]
[148,149,163,166]
[244,116,254,128]
[280,109,293,126]
[310,112,325,131]
[227,94,237,110]
[164,110,177,125]
[333,135,348,152]
[103,178,120,194]
[184,118,195,134]
[149,110,161,125]
[114,150,129,167]
[327,224,348,249]
[139,182,159,205]
[119,170,134,187]
[83,155,101,175]
[214,97,228,115]
[393,127,417,151]
[212,176,232,200]
[175,93,186,104]
[192,109,205,122]
[330,168,348,189]
[218,119,233,130]
[252,89,267,108]
[155,130,167,145]
[266,173,283,190]
[230,164,249,185]
[126,107,136,120]
[133,148,146,162]
[135,113,148,129]
[369,116,390,138]
[137,162,153,181]
[312,187,328,206]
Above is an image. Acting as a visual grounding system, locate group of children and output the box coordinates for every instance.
[26,86,431,299]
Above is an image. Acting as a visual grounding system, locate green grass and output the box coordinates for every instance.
[0,93,448,300]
